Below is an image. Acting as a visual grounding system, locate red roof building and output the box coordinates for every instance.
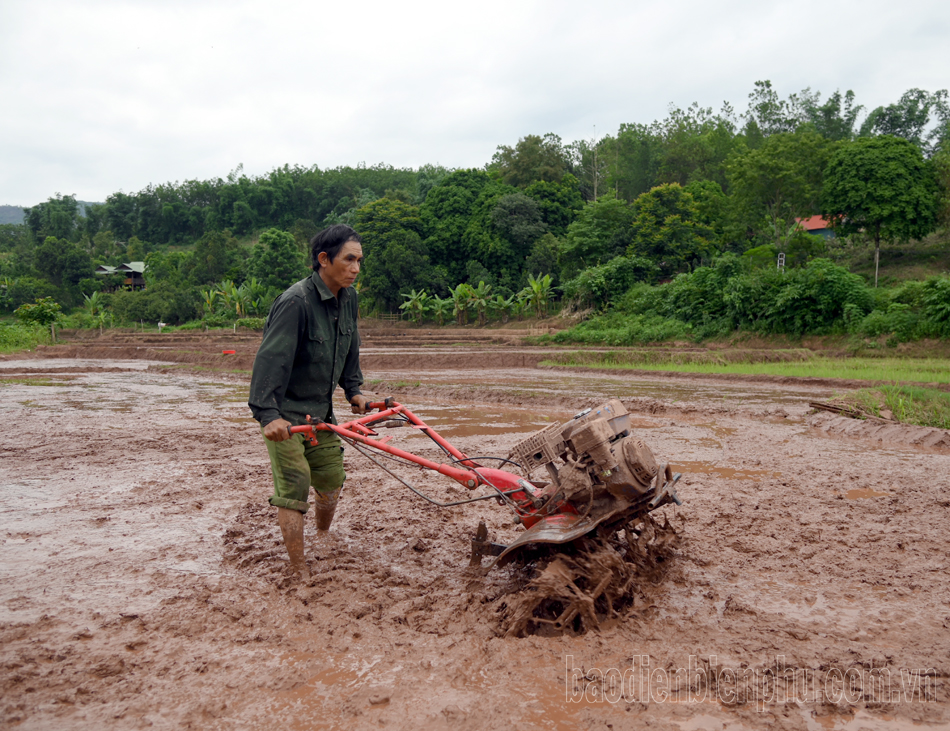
[795,216,834,238]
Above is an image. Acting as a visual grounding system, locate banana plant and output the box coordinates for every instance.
[201,287,220,316]
[216,281,240,317]
[451,283,475,326]
[94,309,113,335]
[470,281,493,326]
[489,294,515,324]
[0,276,14,310]
[399,289,429,324]
[429,296,452,326]
[82,290,104,317]
[523,273,553,319]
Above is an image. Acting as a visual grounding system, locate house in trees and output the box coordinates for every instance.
[95,262,146,290]
[795,215,835,239]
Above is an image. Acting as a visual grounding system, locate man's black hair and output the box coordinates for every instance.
[310,225,362,269]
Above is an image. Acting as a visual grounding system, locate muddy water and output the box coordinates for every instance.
[367,365,834,410]
[2,358,950,730]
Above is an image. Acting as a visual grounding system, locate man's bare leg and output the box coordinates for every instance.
[313,488,341,532]
[277,507,310,578]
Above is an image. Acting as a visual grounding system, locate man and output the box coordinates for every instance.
[248,224,369,578]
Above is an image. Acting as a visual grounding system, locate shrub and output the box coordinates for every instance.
[0,322,47,353]
[5,277,59,311]
[236,317,266,330]
[561,256,659,310]
[110,283,201,325]
[202,313,234,328]
[551,312,692,345]
[15,297,62,327]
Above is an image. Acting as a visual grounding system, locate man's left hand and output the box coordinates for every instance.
[349,394,370,414]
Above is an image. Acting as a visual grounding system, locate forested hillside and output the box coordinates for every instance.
[2,81,949,344]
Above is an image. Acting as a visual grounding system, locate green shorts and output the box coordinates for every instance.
[262,428,346,513]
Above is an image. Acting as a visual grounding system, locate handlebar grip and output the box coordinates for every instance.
[366,397,397,411]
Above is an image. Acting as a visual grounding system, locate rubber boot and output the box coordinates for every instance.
[313,488,342,532]
[277,507,310,579]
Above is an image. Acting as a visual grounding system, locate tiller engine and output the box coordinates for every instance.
[291,398,681,568]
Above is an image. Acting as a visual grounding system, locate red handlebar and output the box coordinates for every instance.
[282,399,541,521]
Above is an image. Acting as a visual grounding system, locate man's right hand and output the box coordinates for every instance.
[263,418,293,442]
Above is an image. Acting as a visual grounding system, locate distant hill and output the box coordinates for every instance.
[0,205,24,225]
[0,201,103,226]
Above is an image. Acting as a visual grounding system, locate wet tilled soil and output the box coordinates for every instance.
[2,353,950,730]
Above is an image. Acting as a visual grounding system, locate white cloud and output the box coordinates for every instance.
[1,0,948,204]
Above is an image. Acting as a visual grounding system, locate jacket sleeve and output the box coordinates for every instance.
[340,292,363,402]
[248,295,306,426]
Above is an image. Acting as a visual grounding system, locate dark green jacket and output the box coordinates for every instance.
[249,272,363,427]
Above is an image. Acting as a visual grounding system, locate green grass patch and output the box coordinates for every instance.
[0,322,48,354]
[0,377,63,386]
[151,363,252,375]
[540,354,950,385]
[837,385,950,429]
[544,313,693,346]
[544,348,815,368]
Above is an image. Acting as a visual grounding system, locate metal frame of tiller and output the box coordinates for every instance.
[289,400,679,568]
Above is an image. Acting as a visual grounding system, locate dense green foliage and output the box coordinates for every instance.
[1,81,948,344]
[822,136,939,286]
[0,321,48,353]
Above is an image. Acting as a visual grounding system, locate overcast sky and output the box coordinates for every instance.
[1,0,948,206]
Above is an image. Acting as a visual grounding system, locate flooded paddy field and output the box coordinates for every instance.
[2,346,950,730]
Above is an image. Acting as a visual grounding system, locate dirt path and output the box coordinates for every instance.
[2,354,949,730]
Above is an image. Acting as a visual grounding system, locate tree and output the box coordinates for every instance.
[5,277,58,310]
[565,136,611,200]
[105,192,136,240]
[24,195,80,242]
[610,123,663,201]
[33,236,94,288]
[523,175,584,235]
[420,169,496,282]
[247,228,308,291]
[626,184,714,276]
[860,88,949,155]
[742,80,808,137]
[935,148,950,229]
[822,136,939,286]
[560,197,633,280]
[654,103,740,190]
[727,127,834,248]
[491,133,570,187]
[0,224,29,253]
[523,233,562,285]
[802,90,863,141]
[352,198,445,312]
[489,193,547,255]
[189,230,242,285]
[145,250,192,287]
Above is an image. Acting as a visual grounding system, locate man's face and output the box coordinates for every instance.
[318,239,363,294]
